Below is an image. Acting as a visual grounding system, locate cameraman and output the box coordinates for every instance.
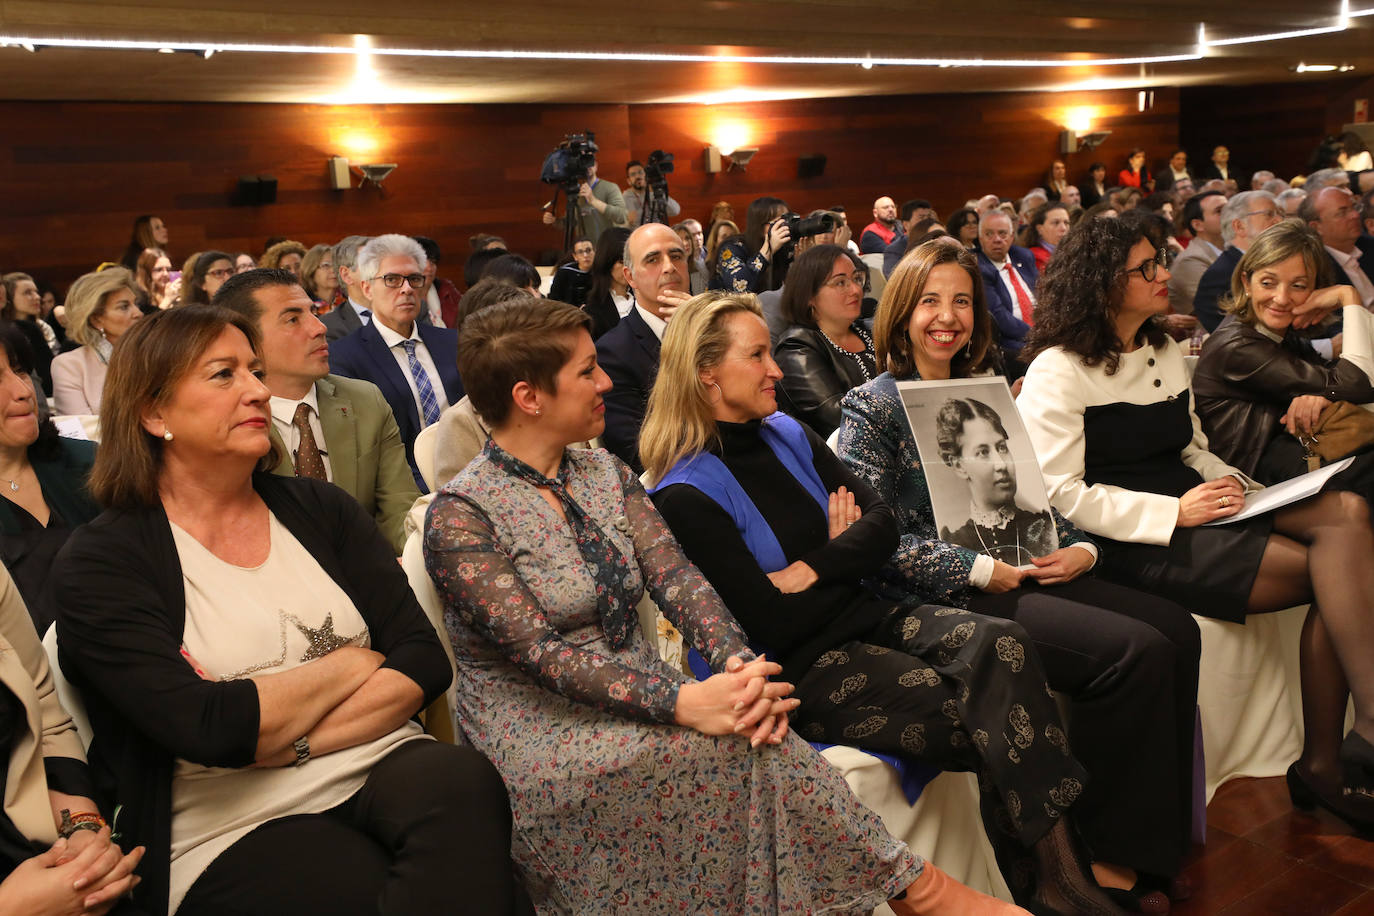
[708,196,792,294]
[622,160,681,226]
[541,157,628,240]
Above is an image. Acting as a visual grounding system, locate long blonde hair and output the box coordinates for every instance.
[639,292,764,486]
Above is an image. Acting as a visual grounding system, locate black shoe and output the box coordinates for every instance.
[1287,761,1374,835]
[1101,882,1170,913]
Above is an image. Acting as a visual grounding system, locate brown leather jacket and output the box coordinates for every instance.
[1192,315,1374,476]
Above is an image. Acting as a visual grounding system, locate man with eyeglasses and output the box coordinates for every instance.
[974,209,1039,375]
[1303,186,1374,309]
[1193,191,1284,332]
[329,234,463,490]
[1167,190,1226,315]
[322,235,371,342]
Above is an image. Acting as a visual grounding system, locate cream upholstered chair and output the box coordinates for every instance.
[860,253,888,303]
[42,624,91,750]
[411,422,441,492]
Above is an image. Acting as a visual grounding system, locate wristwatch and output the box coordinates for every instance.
[292,735,311,767]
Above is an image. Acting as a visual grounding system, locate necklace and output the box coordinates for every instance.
[969,508,1023,565]
[817,324,875,383]
[0,477,17,493]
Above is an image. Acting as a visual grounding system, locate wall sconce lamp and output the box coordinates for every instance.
[357,163,398,188]
[726,148,759,171]
[1059,129,1111,154]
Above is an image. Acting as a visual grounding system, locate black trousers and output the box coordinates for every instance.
[969,576,1201,878]
[791,604,1088,901]
[178,740,525,916]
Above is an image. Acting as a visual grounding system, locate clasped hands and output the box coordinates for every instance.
[981,546,1095,593]
[674,655,798,749]
[0,826,144,916]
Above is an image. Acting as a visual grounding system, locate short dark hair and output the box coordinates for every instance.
[456,279,530,331]
[900,199,932,221]
[211,268,305,323]
[936,398,1008,468]
[779,244,865,329]
[458,298,591,428]
[413,236,442,265]
[183,250,234,305]
[464,247,509,288]
[481,253,541,290]
[626,160,643,172]
[1180,190,1225,237]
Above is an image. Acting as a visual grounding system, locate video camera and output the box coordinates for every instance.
[782,211,836,241]
[644,149,674,190]
[540,131,599,193]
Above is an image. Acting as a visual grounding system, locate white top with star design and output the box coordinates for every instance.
[166,512,426,913]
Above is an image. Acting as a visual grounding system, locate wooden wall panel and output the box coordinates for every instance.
[3,86,1177,292]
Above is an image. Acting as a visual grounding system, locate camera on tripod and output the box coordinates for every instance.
[540,131,600,193]
[644,149,674,189]
[782,211,836,241]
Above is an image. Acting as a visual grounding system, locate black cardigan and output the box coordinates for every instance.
[52,473,452,916]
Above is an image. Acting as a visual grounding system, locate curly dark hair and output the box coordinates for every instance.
[1022,209,1171,375]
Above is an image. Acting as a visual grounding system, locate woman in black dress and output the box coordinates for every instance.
[1018,209,1374,835]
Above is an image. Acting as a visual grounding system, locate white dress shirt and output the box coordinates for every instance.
[348,299,372,325]
[989,256,1036,315]
[635,302,668,340]
[612,290,635,319]
[374,321,451,426]
[1326,244,1374,308]
[269,385,333,481]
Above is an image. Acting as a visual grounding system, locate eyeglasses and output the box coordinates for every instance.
[1124,249,1169,283]
[1329,200,1366,220]
[374,273,426,289]
[1243,208,1281,221]
[824,272,868,292]
[206,267,235,279]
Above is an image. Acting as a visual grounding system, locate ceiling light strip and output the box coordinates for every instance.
[1203,24,1346,47]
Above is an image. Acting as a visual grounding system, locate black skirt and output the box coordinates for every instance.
[1093,517,1271,623]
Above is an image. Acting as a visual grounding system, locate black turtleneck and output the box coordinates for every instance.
[652,418,899,681]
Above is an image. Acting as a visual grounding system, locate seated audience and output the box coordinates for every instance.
[710,196,792,293]
[482,253,542,297]
[0,563,145,914]
[233,252,256,274]
[321,235,371,342]
[596,223,693,472]
[672,221,709,294]
[976,210,1039,372]
[118,214,169,270]
[1276,187,1308,217]
[1081,163,1109,208]
[1018,209,1374,836]
[298,243,337,311]
[469,233,506,252]
[945,207,980,249]
[329,234,462,490]
[1018,190,1048,228]
[54,304,522,916]
[258,240,306,277]
[179,251,234,307]
[887,217,949,278]
[414,236,462,328]
[1203,145,1233,182]
[883,201,940,276]
[426,295,1022,916]
[213,269,419,554]
[773,244,876,436]
[1156,150,1192,193]
[1193,221,1370,482]
[134,248,174,313]
[1302,186,1374,308]
[52,267,142,416]
[703,217,740,268]
[840,239,1199,908]
[2,273,57,395]
[0,323,99,629]
[1044,160,1069,200]
[581,226,633,339]
[1192,190,1283,332]
[1166,191,1226,315]
[641,292,1125,914]
[860,196,905,253]
[1020,202,1072,273]
[548,237,596,306]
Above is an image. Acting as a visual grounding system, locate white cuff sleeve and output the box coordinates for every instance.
[968,553,996,590]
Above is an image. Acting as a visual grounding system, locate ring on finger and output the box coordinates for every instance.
[1218,495,1230,508]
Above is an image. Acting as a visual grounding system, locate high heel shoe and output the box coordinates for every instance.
[1101,882,1170,913]
[1287,761,1374,835]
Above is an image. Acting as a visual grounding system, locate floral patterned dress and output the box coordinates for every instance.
[424,443,920,914]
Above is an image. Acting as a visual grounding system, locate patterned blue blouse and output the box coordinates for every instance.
[839,372,1093,607]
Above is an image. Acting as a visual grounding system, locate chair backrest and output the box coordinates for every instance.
[860,252,888,302]
[825,426,841,455]
[412,422,440,492]
[400,528,459,743]
[41,624,91,750]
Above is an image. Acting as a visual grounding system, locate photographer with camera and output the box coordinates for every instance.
[709,196,794,294]
[623,158,681,227]
[541,141,627,244]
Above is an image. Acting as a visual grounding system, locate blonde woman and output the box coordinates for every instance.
[51,267,143,415]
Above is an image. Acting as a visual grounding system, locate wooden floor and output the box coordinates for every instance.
[1172,776,1374,914]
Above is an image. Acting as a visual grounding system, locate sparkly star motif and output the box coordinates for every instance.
[289,613,363,662]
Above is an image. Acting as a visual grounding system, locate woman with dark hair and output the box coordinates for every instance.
[945,208,980,249]
[1338,130,1373,172]
[672,221,709,295]
[548,238,595,307]
[180,251,234,307]
[1019,203,1071,273]
[0,322,99,628]
[119,215,169,270]
[1117,150,1153,192]
[1044,160,1069,201]
[709,196,793,293]
[772,244,876,436]
[1,273,57,395]
[482,253,542,297]
[704,219,741,270]
[840,239,1199,909]
[1018,209,1374,835]
[1080,164,1109,209]
[426,296,1017,915]
[53,304,523,916]
[134,248,175,313]
[299,244,337,309]
[582,226,633,339]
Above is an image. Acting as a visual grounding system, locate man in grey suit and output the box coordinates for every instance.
[214,268,419,553]
[322,234,372,342]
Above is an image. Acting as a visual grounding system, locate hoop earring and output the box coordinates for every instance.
[704,381,723,406]
[163,430,174,442]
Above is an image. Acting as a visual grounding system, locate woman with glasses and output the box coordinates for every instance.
[773,244,875,436]
[180,251,236,306]
[1018,210,1374,835]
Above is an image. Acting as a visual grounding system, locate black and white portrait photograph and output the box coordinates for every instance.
[898,377,1057,568]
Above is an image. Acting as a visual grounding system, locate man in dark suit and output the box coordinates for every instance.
[1192,191,1283,332]
[321,235,371,342]
[975,210,1039,375]
[213,268,420,553]
[1155,150,1192,193]
[329,234,462,490]
[1304,187,1374,309]
[595,223,693,472]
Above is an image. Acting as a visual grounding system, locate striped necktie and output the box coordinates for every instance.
[401,339,442,426]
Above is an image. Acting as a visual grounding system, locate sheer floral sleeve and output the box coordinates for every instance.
[613,460,755,671]
[425,490,682,725]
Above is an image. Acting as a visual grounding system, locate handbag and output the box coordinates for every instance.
[1298,400,1374,471]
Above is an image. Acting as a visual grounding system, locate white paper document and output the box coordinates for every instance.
[1204,457,1355,525]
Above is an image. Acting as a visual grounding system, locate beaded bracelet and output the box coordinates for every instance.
[58,809,106,838]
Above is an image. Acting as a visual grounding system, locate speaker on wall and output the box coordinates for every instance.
[798,154,827,179]
[236,174,278,205]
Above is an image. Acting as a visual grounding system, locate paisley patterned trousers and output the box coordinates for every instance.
[792,603,1088,901]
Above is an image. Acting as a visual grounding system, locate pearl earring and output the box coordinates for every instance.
[163,430,174,442]
[534,408,542,417]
